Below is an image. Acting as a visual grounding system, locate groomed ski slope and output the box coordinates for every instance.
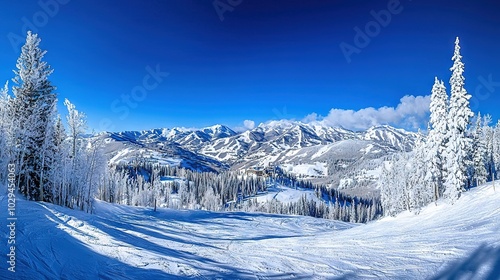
[1,183,499,279]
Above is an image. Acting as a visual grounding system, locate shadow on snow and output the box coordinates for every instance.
[432,243,500,280]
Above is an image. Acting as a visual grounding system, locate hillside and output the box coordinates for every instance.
[100,122,417,195]
[1,182,499,279]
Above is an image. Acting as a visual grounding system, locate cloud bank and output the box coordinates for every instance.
[303,95,430,131]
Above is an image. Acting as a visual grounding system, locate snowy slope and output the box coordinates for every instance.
[101,132,228,172]
[281,162,328,177]
[362,125,415,151]
[2,183,499,279]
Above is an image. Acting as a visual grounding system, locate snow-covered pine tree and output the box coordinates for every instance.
[379,153,411,216]
[426,78,448,201]
[36,100,57,201]
[443,37,474,202]
[11,31,57,200]
[471,113,487,187]
[410,132,433,210]
[482,114,496,184]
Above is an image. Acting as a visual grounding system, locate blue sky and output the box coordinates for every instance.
[0,0,499,132]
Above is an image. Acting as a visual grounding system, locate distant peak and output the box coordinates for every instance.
[200,124,237,139]
[202,124,235,132]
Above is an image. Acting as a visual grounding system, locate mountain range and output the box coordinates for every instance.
[99,121,417,193]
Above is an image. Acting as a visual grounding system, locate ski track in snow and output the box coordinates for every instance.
[1,183,500,279]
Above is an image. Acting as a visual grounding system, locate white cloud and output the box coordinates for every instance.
[302,112,318,123]
[233,119,256,132]
[243,120,255,130]
[303,95,430,131]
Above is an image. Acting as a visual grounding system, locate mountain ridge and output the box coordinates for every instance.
[101,121,417,178]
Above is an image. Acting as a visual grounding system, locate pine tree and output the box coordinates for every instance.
[471,113,487,187]
[426,78,448,201]
[11,31,57,200]
[410,132,433,210]
[37,101,57,201]
[482,115,496,184]
[380,154,411,216]
[443,37,474,202]
[51,115,68,205]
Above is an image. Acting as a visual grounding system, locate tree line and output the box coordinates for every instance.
[379,38,497,216]
[97,162,381,223]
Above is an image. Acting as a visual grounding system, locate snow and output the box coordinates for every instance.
[281,162,328,177]
[343,163,383,188]
[110,148,182,167]
[1,182,500,279]
[310,144,333,160]
[254,184,322,204]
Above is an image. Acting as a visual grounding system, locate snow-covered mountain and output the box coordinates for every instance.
[362,125,416,151]
[109,124,237,150]
[200,121,416,165]
[100,121,418,189]
[100,126,234,172]
[200,120,358,163]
